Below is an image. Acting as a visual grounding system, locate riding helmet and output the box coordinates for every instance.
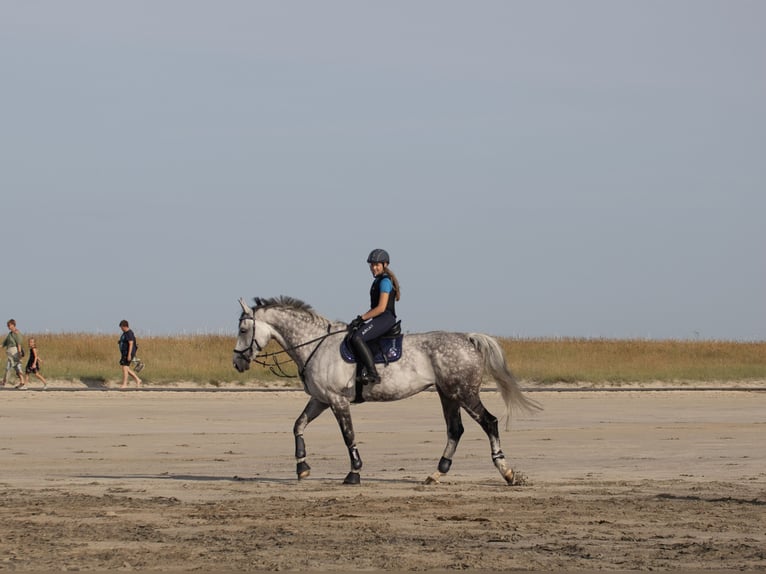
[366,248,390,264]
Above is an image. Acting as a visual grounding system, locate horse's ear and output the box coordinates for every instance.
[239,298,253,315]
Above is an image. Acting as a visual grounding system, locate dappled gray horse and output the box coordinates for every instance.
[233,296,540,485]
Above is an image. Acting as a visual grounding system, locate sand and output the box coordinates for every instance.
[0,386,764,572]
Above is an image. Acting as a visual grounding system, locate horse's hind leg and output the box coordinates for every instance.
[293,397,329,479]
[425,389,465,484]
[462,396,517,485]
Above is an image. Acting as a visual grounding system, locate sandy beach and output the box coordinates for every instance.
[1,386,764,572]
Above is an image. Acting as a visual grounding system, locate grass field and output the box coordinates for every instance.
[506,337,766,384]
[12,333,766,387]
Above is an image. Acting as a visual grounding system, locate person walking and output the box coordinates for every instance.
[25,337,48,389]
[2,319,28,389]
[346,248,401,385]
[118,320,142,388]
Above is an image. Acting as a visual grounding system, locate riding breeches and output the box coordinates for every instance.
[354,311,396,343]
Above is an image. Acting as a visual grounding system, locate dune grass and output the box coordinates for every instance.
[499,337,766,384]
[23,333,293,387]
[17,333,766,386]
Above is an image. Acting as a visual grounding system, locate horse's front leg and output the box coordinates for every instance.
[294,397,329,479]
[425,388,465,484]
[329,397,363,485]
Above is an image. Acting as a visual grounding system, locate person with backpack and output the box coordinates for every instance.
[118,319,142,388]
[2,319,28,389]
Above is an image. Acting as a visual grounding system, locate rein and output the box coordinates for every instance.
[235,317,347,380]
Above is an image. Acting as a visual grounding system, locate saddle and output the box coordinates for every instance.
[340,321,404,364]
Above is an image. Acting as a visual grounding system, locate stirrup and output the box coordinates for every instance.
[357,370,380,385]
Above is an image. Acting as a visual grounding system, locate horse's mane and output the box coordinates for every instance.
[254,296,324,323]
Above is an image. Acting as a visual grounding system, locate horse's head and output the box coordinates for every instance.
[232,297,271,372]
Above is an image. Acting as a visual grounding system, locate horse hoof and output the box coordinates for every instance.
[504,469,527,486]
[343,471,361,485]
[297,461,311,480]
[424,472,441,485]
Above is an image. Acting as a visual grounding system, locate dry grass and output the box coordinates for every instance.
[20,333,766,386]
[500,337,766,384]
[25,333,295,387]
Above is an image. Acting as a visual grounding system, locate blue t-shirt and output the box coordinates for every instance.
[379,277,393,294]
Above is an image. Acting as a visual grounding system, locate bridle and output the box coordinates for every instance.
[233,312,263,356]
[233,312,347,380]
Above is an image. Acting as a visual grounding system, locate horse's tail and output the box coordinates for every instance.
[468,333,542,428]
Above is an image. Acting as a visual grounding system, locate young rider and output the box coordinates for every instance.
[347,248,401,385]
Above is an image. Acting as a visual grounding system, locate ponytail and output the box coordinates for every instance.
[385,267,401,301]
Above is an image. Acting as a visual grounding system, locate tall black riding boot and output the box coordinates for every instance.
[349,336,380,384]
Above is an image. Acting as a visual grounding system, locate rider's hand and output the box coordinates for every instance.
[348,316,365,332]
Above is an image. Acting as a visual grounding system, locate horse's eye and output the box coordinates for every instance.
[239,327,248,334]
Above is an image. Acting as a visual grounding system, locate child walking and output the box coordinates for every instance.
[25,337,48,389]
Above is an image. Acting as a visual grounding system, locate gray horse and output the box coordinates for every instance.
[233,296,540,485]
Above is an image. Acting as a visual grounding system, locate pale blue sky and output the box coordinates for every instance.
[2,1,764,340]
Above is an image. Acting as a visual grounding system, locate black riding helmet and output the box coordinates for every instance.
[366,248,390,264]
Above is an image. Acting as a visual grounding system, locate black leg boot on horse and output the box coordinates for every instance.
[349,334,380,385]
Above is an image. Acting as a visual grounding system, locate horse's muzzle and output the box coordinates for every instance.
[232,351,252,373]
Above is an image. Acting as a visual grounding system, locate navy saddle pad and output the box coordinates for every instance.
[340,335,404,364]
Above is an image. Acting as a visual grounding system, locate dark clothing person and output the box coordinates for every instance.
[25,338,48,388]
[118,328,137,366]
[356,272,397,342]
[25,347,41,373]
[348,249,401,385]
[118,320,142,388]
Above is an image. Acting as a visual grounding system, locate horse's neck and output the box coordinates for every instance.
[265,311,328,358]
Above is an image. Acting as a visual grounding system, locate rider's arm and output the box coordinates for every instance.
[362,291,390,321]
